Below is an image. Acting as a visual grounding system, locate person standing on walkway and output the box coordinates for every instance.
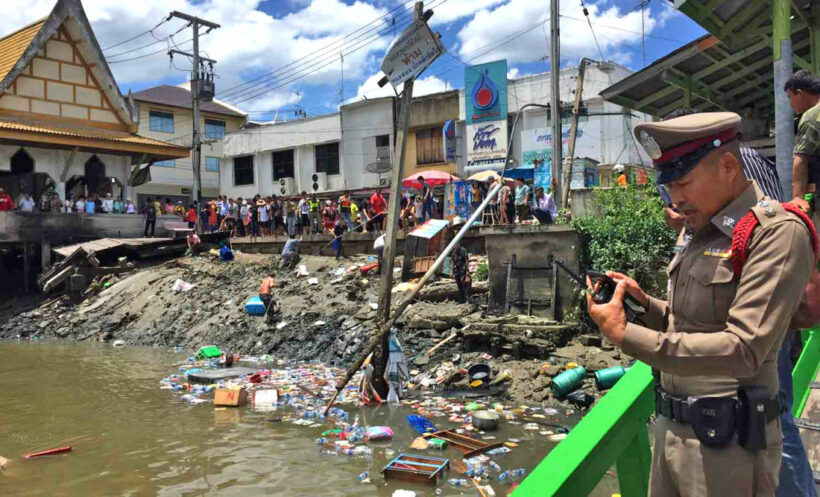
[285,197,298,236]
[588,112,815,497]
[514,178,530,222]
[337,191,353,231]
[299,192,311,235]
[662,106,817,497]
[125,198,135,214]
[259,197,270,236]
[532,186,557,224]
[0,187,12,211]
[419,176,432,221]
[142,197,156,237]
[370,188,387,232]
[451,240,470,303]
[308,193,321,234]
[785,70,820,224]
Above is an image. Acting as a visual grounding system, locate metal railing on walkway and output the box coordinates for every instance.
[513,327,820,497]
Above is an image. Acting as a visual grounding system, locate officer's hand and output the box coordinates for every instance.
[605,271,649,307]
[664,207,685,232]
[586,277,627,346]
[792,196,811,213]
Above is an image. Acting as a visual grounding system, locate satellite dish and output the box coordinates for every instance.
[365,158,392,174]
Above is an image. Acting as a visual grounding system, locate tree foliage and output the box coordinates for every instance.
[572,184,677,296]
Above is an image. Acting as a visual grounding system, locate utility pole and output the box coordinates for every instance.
[168,11,220,224]
[340,52,345,106]
[550,0,562,204]
[561,58,587,209]
[772,0,793,199]
[373,1,425,397]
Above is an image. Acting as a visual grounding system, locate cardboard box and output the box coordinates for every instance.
[214,387,248,407]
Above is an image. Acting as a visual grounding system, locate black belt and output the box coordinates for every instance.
[656,389,780,424]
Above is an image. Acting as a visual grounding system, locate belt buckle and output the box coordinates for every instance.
[657,391,673,419]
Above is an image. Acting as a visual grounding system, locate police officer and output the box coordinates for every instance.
[586,112,815,496]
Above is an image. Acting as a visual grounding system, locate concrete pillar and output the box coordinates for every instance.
[773,0,794,200]
[41,241,51,271]
[56,181,66,203]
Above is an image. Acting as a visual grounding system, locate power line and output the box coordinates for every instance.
[107,38,194,64]
[579,1,605,61]
[220,0,447,105]
[559,14,685,44]
[217,0,418,99]
[101,16,169,51]
[104,22,190,60]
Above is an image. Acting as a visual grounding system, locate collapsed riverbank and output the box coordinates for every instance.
[0,252,628,406]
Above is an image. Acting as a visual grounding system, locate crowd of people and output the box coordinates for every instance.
[472,176,559,225]
[0,187,137,215]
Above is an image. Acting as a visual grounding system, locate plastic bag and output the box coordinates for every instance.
[172,279,194,292]
[366,426,393,441]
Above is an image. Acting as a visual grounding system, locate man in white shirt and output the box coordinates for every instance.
[102,193,114,213]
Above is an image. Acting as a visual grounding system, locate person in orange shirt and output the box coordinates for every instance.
[614,164,628,187]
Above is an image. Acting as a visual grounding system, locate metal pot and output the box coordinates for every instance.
[472,410,500,431]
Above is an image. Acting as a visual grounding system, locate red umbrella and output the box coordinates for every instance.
[402,171,460,189]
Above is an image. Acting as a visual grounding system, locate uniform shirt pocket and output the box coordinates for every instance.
[687,257,736,325]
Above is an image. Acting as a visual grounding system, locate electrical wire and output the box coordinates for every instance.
[579,1,606,61]
[101,16,169,51]
[558,14,685,44]
[217,0,420,99]
[104,22,190,59]
[107,38,193,64]
[220,0,448,105]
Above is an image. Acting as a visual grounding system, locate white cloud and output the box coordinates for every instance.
[427,0,506,25]
[0,0,392,111]
[507,67,520,79]
[456,0,658,66]
[352,72,449,102]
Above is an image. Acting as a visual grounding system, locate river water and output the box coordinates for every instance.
[0,342,619,496]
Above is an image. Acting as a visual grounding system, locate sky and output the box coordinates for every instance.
[2,0,707,122]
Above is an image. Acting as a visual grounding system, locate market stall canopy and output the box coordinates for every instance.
[402,171,460,189]
[599,0,817,123]
[466,170,513,183]
[503,165,534,180]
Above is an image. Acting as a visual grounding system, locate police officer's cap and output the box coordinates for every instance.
[634,112,741,185]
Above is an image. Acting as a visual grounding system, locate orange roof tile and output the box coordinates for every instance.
[0,119,189,157]
[0,19,45,83]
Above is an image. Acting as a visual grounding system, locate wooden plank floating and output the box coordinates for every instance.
[382,453,449,485]
[422,429,503,458]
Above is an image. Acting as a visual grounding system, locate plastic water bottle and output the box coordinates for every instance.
[511,468,527,478]
[315,437,327,445]
[448,479,470,488]
[498,471,511,481]
[489,460,502,472]
[358,471,368,481]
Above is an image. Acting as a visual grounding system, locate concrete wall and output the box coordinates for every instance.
[0,211,182,243]
[340,98,394,190]
[133,100,246,198]
[481,224,580,317]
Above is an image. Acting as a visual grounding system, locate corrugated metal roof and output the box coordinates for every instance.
[0,119,189,151]
[0,19,45,83]
[132,85,246,117]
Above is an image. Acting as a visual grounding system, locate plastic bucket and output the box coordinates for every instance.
[594,366,628,390]
[550,367,587,397]
[467,363,492,387]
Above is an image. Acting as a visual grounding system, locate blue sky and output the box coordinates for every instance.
[4,0,707,121]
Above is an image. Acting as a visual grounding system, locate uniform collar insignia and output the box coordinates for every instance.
[710,181,763,238]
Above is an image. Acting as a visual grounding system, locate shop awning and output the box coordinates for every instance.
[600,0,817,121]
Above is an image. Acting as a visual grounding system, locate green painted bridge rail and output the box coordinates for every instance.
[513,327,820,497]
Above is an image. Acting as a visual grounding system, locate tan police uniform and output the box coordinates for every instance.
[624,112,814,497]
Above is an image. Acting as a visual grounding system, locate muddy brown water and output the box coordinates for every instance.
[0,342,619,496]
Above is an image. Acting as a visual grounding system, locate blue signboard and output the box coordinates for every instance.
[465,60,507,125]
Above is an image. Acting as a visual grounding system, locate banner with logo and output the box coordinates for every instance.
[465,60,507,125]
[466,120,508,172]
[442,120,457,162]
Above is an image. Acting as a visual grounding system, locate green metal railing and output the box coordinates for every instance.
[513,327,820,497]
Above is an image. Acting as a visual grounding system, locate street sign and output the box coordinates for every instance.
[380,19,444,88]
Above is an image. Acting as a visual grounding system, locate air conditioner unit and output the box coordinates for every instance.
[311,172,327,192]
[379,177,391,187]
[279,177,296,196]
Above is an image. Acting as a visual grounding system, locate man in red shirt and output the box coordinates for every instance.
[369,189,387,233]
[0,187,12,211]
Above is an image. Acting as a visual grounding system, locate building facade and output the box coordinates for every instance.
[0,0,188,207]
[404,90,460,178]
[131,85,247,206]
